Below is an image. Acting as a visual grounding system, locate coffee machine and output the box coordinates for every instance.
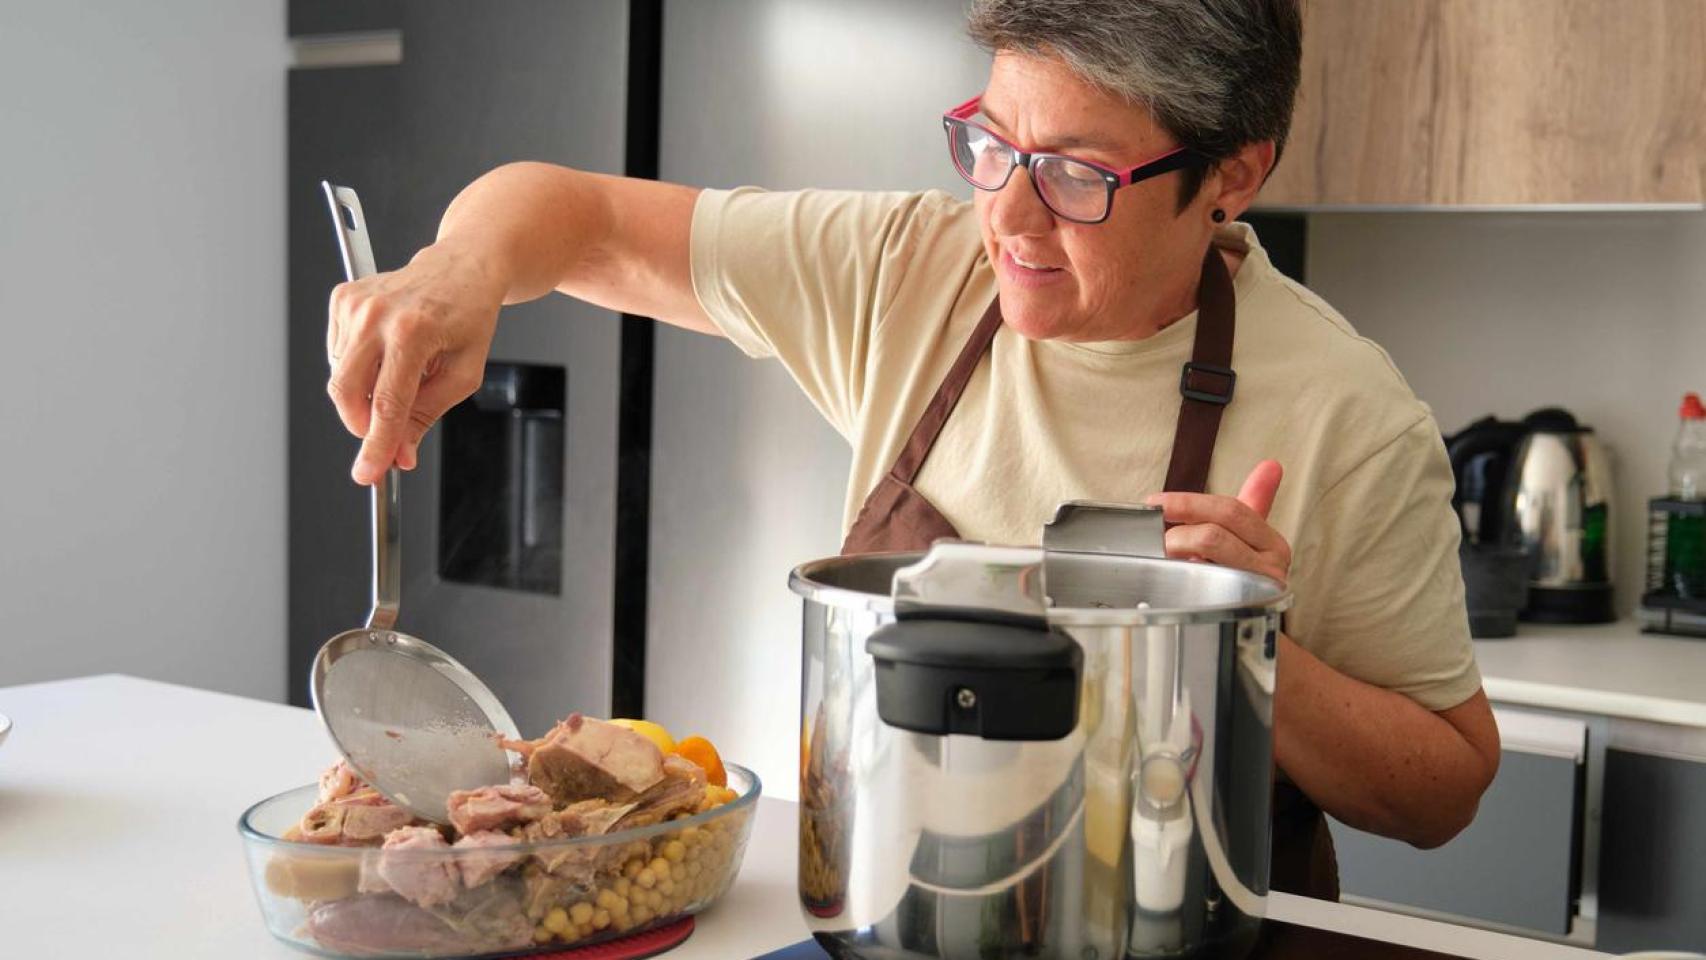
[1447,408,1617,625]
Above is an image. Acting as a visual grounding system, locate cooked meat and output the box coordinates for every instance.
[453,831,523,888]
[375,826,461,908]
[307,895,474,956]
[515,799,634,875]
[445,783,552,835]
[522,714,667,805]
[294,789,416,846]
[318,760,364,804]
[615,754,709,831]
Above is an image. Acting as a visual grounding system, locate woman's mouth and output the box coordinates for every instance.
[1001,249,1066,288]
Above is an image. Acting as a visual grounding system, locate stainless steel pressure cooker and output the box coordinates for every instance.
[790,502,1291,959]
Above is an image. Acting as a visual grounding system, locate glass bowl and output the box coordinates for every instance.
[239,765,760,958]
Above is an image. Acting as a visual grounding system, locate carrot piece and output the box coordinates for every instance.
[674,735,727,787]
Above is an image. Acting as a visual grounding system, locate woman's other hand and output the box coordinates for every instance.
[1145,459,1290,585]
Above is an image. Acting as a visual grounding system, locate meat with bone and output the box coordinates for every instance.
[517,799,635,875]
[292,789,416,846]
[318,760,363,803]
[374,826,461,908]
[520,714,667,805]
[445,783,552,835]
[614,754,708,831]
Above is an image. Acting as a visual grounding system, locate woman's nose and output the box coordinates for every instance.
[988,167,1054,237]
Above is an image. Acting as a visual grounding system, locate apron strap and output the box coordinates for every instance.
[887,297,1005,485]
[1162,246,1238,494]
[888,242,1235,493]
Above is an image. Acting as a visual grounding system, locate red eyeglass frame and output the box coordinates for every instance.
[942,95,1211,224]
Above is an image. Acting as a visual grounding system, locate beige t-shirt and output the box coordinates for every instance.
[690,187,1482,712]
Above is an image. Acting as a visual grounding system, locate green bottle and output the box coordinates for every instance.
[1666,393,1706,599]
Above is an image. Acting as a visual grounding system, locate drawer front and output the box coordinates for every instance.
[1328,709,1586,935]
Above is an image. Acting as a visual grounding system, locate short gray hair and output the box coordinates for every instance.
[967,0,1301,207]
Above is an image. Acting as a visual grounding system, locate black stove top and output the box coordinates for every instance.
[752,919,1470,960]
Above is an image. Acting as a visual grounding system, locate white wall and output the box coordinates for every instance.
[1307,212,1706,617]
[649,0,986,800]
[0,2,286,699]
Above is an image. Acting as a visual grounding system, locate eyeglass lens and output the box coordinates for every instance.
[948,119,1110,222]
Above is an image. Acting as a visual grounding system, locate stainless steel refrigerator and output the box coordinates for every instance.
[287,0,635,735]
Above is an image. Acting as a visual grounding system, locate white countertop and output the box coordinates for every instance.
[0,675,810,960]
[0,675,1608,960]
[1476,620,1706,728]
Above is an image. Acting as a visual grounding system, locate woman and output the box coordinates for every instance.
[325,0,1499,913]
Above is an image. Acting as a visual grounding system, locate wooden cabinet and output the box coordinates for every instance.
[1257,0,1706,208]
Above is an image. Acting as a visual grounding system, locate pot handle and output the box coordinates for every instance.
[1043,500,1166,558]
[865,617,1081,741]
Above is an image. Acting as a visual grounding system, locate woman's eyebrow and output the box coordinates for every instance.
[978,101,1117,152]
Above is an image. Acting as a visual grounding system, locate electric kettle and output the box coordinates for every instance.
[1448,408,1617,624]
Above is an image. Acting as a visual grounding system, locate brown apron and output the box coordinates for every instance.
[838,247,1347,933]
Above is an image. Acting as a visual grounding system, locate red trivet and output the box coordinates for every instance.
[532,915,694,960]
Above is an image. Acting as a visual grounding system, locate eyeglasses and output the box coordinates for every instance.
[942,95,1211,225]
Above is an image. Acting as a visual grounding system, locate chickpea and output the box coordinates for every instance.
[624,858,644,879]
[533,927,552,944]
[614,877,632,897]
[569,901,594,926]
[593,908,612,930]
[544,908,570,935]
[671,863,687,882]
[632,905,653,925]
[664,839,687,862]
[637,867,658,889]
[658,878,675,896]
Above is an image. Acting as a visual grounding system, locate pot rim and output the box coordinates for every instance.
[789,552,1293,626]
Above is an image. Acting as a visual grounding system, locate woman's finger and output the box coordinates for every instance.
[1237,459,1284,519]
[326,283,346,365]
[1164,523,1288,584]
[394,356,486,469]
[326,336,382,439]
[1147,492,1285,554]
[352,340,429,485]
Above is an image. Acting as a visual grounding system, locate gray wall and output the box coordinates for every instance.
[649,0,985,800]
[1307,212,1706,617]
[0,2,287,699]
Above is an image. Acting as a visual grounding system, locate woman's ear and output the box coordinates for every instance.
[1211,140,1277,221]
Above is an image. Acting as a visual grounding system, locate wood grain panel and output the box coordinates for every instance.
[1259,0,1706,207]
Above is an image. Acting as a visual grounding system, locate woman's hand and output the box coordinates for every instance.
[325,241,505,485]
[1144,460,1290,584]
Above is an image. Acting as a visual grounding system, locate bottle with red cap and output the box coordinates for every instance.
[1667,392,1706,598]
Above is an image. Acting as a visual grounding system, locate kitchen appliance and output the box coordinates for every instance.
[1448,409,1617,625]
[287,2,632,731]
[791,503,1290,960]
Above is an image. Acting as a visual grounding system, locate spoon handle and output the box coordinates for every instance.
[321,182,401,631]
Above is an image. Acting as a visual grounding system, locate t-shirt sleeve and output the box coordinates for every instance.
[689,186,951,438]
[1287,414,1484,712]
